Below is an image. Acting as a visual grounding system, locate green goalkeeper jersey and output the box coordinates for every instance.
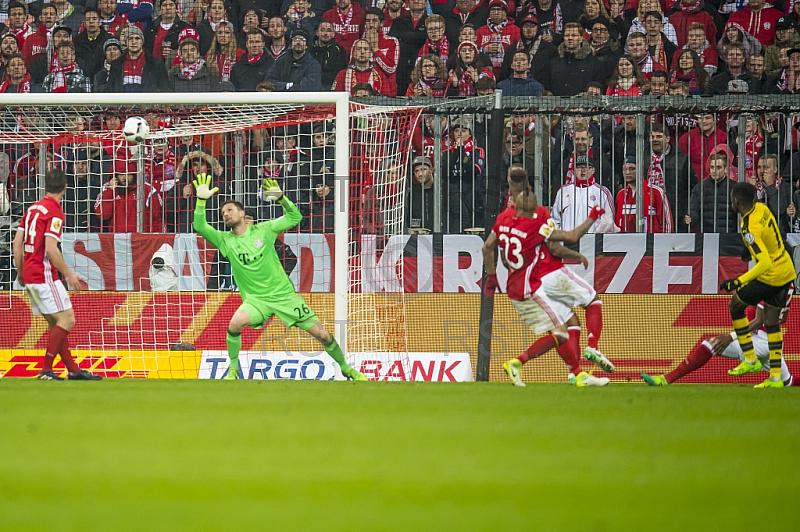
[193,198,302,300]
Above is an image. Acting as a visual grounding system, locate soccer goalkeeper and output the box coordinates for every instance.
[193,174,367,381]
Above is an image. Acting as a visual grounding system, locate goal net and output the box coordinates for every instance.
[0,93,423,380]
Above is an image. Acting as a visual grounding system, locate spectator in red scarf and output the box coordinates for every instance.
[42,41,92,92]
[643,11,677,68]
[363,8,400,96]
[476,0,520,72]
[0,54,34,93]
[30,25,80,86]
[756,154,792,221]
[333,38,391,95]
[22,3,59,67]
[626,31,667,79]
[6,2,34,51]
[448,41,493,96]
[196,0,234,56]
[669,49,708,95]
[406,53,449,96]
[145,0,192,66]
[101,25,170,92]
[0,33,21,81]
[231,29,274,92]
[94,160,164,233]
[648,123,696,230]
[204,22,244,83]
[169,33,221,91]
[418,14,450,65]
[678,21,718,77]
[615,155,673,233]
[606,54,649,95]
[444,0,489,48]
[322,0,365,55]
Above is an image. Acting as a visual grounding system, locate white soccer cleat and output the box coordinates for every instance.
[575,371,609,387]
[583,346,615,373]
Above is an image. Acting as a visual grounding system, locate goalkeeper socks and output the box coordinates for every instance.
[322,336,348,369]
[59,337,80,375]
[665,341,713,384]
[732,316,756,363]
[766,325,783,381]
[44,325,69,373]
[517,334,558,364]
[585,300,603,349]
[226,330,241,375]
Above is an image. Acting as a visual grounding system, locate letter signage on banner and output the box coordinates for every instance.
[51,233,793,295]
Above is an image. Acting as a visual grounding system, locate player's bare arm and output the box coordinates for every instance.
[12,229,24,287]
[481,232,500,296]
[45,236,83,291]
[547,241,589,269]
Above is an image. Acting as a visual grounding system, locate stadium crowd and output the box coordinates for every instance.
[0,0,800,257]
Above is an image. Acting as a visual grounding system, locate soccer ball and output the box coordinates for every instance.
[123,116,150,144]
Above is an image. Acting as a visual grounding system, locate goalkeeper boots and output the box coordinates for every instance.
[575,371,609,387]
[503,359,525,387]
[727,359,762,376]
[754,378,784,389]
[37,371,64,381]
[584,347,615,373]
[641,373,667,387]
[68,369,103,380]
[342,366,368,381]
[224,362,239,380]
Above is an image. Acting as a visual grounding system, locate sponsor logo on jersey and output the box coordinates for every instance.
[254,238,263,248]
[744,232,755,244]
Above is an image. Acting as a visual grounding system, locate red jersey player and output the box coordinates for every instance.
[483,187,613,387]
[11,169,102,381]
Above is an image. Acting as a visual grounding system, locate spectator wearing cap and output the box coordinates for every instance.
[30,25,84,85]
[590,17,622,81]
[322,0,366,56]
[64,149,105,232]
[0,53,35,93]
[447,41,493,96]
[169,32,222,92]
[333,38,391,95]
[6,2,34,51]
[264,16,289,61]
[540,22,605,96]
[497,49,544,95]
[615,155,672,233]
[389,0,428,96]
[475,0,520,72]
[94,160,164,233]
[74,8,113,80]
[93,38,122,92]
[265,28,322,91]
[704,43,753,95]
[765,16,800,77]
[145,0,192,66]
[0,34,22,81]
[231,29,274,92]
[102,25,170,92]
[42,41,92,92]
[728,0,783,47]
[312,20,348,90]
[22,2,59,67]
[498,13,556,82]
[668,0,718,51]
[551,153,615,233]
[443,0,488,49]
[405,156,470,233]
[363,8,399,95]
[51,0,85,35]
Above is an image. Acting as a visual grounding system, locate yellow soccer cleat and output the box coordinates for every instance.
[754,378,784,389]
[503,359,525,387]
[728,359,762,376]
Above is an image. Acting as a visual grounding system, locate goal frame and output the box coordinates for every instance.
[0,92,352,354]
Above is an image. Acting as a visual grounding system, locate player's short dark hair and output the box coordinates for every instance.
[516,189,538,212]
[45,168,67,193]
[220,199,245,214]
[731,182,756,205]
[508,166,528,190]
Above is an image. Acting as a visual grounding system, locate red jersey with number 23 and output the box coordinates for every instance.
[18,196,65,284]
[492,206,563,300]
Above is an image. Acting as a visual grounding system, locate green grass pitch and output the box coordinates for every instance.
[1,380,799,531]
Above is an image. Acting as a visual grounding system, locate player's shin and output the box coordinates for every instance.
[518,334,559,364]
[555,331,582,375]
[585,300,603,349]
[321,336,348,369]
[766,325,783,382]
[732,314,757,364]
[226,330,241,377]
[59,336,80,375]
[45,325,69,374]
[665,341,713,384]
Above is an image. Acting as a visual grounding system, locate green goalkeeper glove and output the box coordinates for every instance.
[193,173,218,200]
[261,178,284,201]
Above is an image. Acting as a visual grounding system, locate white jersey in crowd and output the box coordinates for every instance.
[551,180,615,233]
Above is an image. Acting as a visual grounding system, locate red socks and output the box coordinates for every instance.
[586,300,603,349]
[557,340,582,375]
[44,325,79,375]
[518,334,558,364]
[665,342,713,384]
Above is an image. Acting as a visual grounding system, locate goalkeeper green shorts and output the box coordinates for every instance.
[240,293,319,331]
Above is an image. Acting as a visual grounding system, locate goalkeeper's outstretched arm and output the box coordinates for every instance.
[192,173,224,248]
[262,178,302,233]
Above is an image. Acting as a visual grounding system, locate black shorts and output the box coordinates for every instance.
[736,280,794,309]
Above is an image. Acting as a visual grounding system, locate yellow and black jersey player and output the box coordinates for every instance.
[720,182,795,388]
